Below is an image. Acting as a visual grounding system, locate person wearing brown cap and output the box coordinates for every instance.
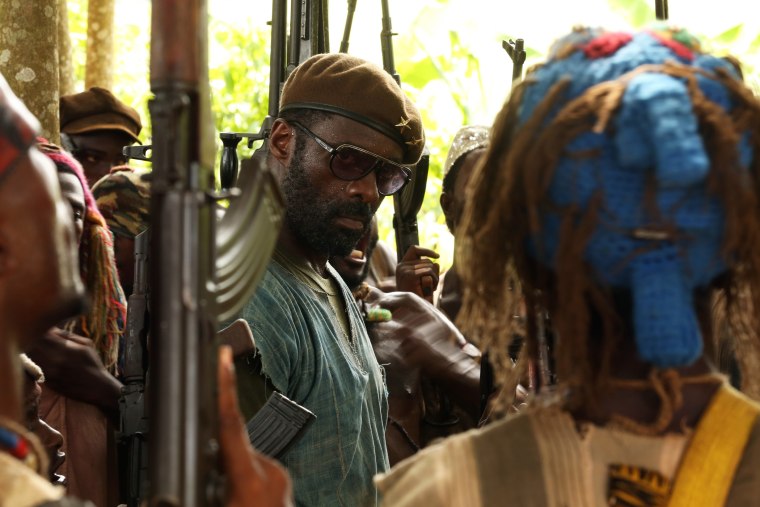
[60,87,142,187]
[232,52,424,506]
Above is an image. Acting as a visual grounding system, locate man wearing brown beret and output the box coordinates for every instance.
[59,87,142,187]
[233,52,424,506]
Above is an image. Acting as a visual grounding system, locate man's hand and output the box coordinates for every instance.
[25,327,123,417]
[218,346,293,507]
[367,289,481,420]
[395,245,440,303]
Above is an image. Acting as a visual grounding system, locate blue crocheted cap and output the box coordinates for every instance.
[520,25,751,368]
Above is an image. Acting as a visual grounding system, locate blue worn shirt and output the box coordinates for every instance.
[237,251,389,506]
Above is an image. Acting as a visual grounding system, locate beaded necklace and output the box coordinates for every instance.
[0,416,46,474]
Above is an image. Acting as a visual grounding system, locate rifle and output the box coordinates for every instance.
[118,229,150,507]
[219,0,329,190]
[148,1,221,504]
[502,38,526,84]
[392,149,429,262]
[376,0,430,262]
[339,0,358,53]
[656,0,669,20]
[147,1,283,505]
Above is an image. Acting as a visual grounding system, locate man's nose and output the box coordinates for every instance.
[345,170,380,204]
[38,418,64,452]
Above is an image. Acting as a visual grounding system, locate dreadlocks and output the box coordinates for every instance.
[39,142,127,375]
[458,27,760,418]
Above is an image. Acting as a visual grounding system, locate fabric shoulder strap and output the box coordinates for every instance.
[668,384,760,507]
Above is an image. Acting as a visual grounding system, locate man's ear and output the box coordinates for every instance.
[268,119,295,166]
[440,191,453,218]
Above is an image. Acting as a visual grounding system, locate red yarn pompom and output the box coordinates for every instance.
[583,32,633,59]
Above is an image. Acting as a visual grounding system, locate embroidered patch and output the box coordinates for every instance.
[608,463,671,506]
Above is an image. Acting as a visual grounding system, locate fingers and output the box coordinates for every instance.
[217,346,294,506]
[401,244,440,262]
[420,275,435,300]
[411,264,439,277]
[217,346,259,481]
[396,259,440,298]
[50,327,92,346]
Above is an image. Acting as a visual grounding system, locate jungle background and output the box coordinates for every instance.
[5,0,760,269]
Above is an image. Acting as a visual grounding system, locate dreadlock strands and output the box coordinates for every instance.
[608,369,724,436]
[82,213,126,374]
[689,69,760,401]
[462,30,760,423]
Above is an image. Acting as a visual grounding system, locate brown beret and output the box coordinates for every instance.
[60,87,142,143]
[280,53,425,165]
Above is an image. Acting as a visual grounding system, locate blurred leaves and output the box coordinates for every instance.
[606,0,655,28]
[715,23,743,44]
[209,18,270,137]
[62,0,760,268]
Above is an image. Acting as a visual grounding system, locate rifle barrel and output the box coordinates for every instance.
[655,0,669,20]
[339,0,358,53]
[269,0,287,117]
[380,0,400,85]
[149,0,221,505]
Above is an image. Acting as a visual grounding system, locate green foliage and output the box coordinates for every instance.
[380,3,491,268]
[66,0,88,85]
[62,0,760,270]
[209,18,270,138]
[715,24,744,45]
[606,0,655,28]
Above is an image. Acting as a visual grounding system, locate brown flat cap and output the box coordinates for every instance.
[280,53,425,165]
[60,87,142,143]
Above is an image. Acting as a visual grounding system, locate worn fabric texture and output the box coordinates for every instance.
[39,388,116,507]
[376,383,760,507]
[91,166,150,239]
[237,252,389,507]
[0,451,64,507]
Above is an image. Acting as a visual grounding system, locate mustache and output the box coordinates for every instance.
[329,200,373,224]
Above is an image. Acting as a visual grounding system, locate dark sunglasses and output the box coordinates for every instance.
[290,121,412,196]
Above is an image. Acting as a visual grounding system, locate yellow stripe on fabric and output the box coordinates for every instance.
[668,385,760,507]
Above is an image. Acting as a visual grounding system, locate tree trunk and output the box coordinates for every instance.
[0,0,61,142]
[85,0,114,90]
[58,0,75,96]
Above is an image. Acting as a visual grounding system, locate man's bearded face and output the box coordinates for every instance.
[281,141,375,257]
